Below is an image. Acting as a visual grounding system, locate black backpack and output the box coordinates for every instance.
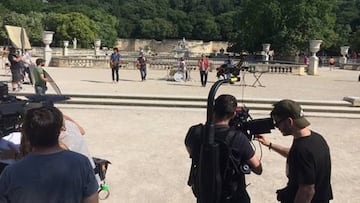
[186,124,247,202]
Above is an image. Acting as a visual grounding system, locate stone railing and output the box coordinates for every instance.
[49,56,230,70]
[340,63,360,71]
[247,63,307,75]
[49,56,306,75]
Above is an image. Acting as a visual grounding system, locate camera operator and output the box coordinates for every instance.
[185,94,262,203]
[0,106,99,202]
[256,99,333,203]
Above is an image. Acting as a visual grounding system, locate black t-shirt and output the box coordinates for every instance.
[185,124,255,202]
[286,131,333,202]
[8,54,23,71]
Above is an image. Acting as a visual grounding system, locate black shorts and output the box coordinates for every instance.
[11,69,22,83]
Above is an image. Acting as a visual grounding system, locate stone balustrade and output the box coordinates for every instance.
[340,63,360,71]
[247,63,307,75]
[49,55,307,75]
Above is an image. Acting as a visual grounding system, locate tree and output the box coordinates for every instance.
[138,18,177,40]
[1,11,45,46]
[231,0,337,55]
[1,0,44,14]
[167,9,193,39]
[45,12,98,48]
[188,7,221,41]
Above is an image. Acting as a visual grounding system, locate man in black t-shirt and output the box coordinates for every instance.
[256,99,333,203]
[185,94,262,203]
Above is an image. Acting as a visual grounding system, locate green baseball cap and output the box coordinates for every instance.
[271,99,310,128]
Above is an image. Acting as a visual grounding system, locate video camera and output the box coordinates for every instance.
[229,106,275,140]
[0,82,69,138]
[217,64,241,77]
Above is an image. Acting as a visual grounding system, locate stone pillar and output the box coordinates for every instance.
[42,31,54,67]
[63,40,69,56]
[340,46,350,65]
[308,40,322,75]
[94,39,101,56]
[262,43,271,63]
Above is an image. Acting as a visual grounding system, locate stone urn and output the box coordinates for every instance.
[94,39,101,48]
[309,40,322,56]
[340,46,350,64]
[308,40,322,75]
[42,31,54,66]
[42,31,54,51]
[94,39,101,56]
[63,40,69,56]
[63,40,69,48]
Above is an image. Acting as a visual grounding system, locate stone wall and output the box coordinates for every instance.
[115,38,228,56]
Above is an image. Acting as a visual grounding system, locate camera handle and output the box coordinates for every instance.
[204,77,240,145]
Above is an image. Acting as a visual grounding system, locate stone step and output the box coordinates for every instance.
[62,97,360,114]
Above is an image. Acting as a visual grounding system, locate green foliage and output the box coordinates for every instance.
[2,0,44,14]
[1,0,360,54]
[1,11,45,46]
[138,18,177,40]
[350,26,360,51]
[231,0,338,55]
[45,12,98,48]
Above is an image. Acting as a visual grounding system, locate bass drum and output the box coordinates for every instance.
[173,71,184,82]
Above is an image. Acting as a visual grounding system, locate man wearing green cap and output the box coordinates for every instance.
[256,99,333,203]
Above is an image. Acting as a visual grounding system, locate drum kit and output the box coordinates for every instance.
[168,68,188,82]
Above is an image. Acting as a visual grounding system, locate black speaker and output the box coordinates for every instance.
[0,82,8,99]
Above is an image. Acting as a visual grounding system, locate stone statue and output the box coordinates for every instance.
[73,38,77,49]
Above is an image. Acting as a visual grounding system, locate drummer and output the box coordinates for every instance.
[178,57,187,81]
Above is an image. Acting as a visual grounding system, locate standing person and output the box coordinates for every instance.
[110,47,121,83]
[7,47,23,92]
[256,99,333,203]
[136,52,147,81]
[22,49,33,84]
[178,57,187,81]
[0,106,99,203]
[328,56,335,71]
[185,94,263,203]
[224,55,234,79]
[33,58,51,95]
[197,54,209,87]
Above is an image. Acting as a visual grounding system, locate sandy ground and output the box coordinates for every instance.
[59,107,360,203]
[1,65,360,202]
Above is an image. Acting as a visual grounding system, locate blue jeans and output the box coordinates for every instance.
[35,86,47,95]
[140,67,147,80]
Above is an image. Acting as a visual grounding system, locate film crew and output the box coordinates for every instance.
[0,106,99,202]
[7,47,23,92]
[185,94,262,203]
[256,99,333,203]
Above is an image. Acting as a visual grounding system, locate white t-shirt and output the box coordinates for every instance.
[0,132,21,165]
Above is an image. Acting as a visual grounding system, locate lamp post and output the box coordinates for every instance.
[308,40,322,75]
[42,31,54,66]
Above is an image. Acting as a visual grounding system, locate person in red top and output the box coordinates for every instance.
[197,54,210,87]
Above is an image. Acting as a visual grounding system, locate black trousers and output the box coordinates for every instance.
[112,66,119,82]
[200,71,208,86]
